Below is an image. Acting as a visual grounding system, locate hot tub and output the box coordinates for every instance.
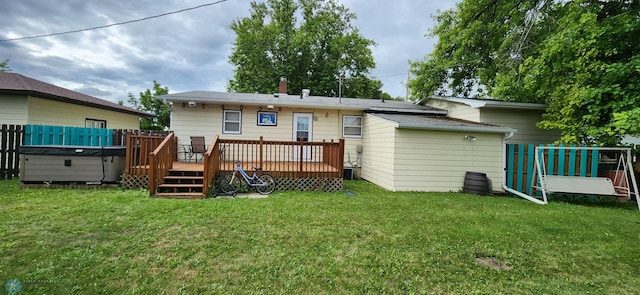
[19,145,126,184]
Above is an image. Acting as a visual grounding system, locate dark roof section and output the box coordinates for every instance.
[370,113,516,134]
[418,95,548,110]
[159,91,447,115]
[0,72,152,117]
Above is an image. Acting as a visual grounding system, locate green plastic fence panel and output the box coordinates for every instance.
[557,145,566,176]
[507,144,515,189]
[526,144,535,195]
[516,143,524,192]
[23,124,114,146]
[590,148,599,177]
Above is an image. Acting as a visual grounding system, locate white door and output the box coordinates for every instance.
[293,113,313,161]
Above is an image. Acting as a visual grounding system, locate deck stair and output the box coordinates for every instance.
[154,169,205,199]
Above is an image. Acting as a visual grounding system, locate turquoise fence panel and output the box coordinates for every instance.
[23,124,114,146]
[516,143,524,192]
[557,145,566,176]
[507,144,515,189]
[579,149,589,176]
[64,126,74,145]
[590,149,599,177]
[505,144,601,196]
[526,144,534,195]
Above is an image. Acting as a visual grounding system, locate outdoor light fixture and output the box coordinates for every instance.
[240,105,244,111]
[259,106,263,111]
[201,103,206,108]
[181,102,186,108]
[188,101,196,108]
[221,105,225,110]
[267,104,274,109]
[464,135,477,141]
[278,107,282,112]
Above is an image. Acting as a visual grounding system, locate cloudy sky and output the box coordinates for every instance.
[0,0,457,105]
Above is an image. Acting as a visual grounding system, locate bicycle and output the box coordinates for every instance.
[218,161,276,195]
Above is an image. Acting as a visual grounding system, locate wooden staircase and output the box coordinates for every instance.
[154,169,205,199]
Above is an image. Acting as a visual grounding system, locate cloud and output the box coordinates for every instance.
[0,0,456,103]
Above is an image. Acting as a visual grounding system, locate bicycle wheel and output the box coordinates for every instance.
[219,173,240,194]
[256,174,276,195]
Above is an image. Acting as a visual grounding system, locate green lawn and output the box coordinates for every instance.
[1,179,639,294]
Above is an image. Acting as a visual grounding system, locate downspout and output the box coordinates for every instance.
[501,131,546,205]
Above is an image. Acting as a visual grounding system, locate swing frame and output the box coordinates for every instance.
[529,146,639,211]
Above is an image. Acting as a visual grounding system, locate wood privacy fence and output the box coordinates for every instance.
[0,124,169,180]
[0,125,24,180]
[505,144,601,195]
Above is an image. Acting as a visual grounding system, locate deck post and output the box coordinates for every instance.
[259,136,264,169]
[298,137,304,175]
[149,152,156,196]
[338,138,345,177]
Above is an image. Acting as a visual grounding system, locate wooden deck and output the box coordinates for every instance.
[125,134,345,195]
[136,161,338,174]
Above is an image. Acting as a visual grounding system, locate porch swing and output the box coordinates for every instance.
[529,146,640,211]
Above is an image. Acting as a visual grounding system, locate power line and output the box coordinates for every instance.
[0,0,231,42]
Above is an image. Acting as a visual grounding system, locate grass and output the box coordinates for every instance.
[1,179,640,294]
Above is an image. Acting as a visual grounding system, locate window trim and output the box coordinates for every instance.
[342,115,363,138]
[223,109,242,134]
[85,118,106,128]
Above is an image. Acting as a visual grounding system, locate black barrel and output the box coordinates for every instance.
[463,171,489,195]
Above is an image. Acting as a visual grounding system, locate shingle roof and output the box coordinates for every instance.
[419,95,548,110]
[0,72,151,117]
[159,91,447,115]
[370,113,516,134]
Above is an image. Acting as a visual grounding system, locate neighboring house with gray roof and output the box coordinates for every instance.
[418,96,561,144]
[0,72,150,129]
[160,84,516,192]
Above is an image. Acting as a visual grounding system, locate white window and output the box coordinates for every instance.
[85,118,106,128]
[342,115,362,138]
[223,110,242,134]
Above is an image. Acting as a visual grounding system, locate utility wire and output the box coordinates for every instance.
[0,0,230,42]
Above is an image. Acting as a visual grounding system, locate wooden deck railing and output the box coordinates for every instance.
[125,132,176,195]
[202,135,221,197]
[148,133,175,196]
[216,136,344,178]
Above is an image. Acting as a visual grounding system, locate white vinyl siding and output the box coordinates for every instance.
[479,109,560,144]
[342,115,363,138]
[360,114,396,190]
[170,104,363,165]
[361,113,505,192]
[392,129,504,192]
[26,97,140,129]
[424,100,480,121]
[0,95,28,125]
[223,109,242,134]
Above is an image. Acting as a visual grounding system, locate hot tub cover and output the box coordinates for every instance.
[19,145,126,157]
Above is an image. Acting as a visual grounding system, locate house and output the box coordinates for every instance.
[159,83,516,193]
[0,72,150,129]
[418,96,561,144]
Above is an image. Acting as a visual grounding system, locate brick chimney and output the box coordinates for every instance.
[278,77,287,94]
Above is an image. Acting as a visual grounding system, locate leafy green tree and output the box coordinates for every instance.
[0,59,11,72]
[410,0,640,145]
[228,0,382,98]
[127,81,170,130]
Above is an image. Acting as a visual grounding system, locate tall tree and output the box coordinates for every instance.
[127,81,170,130]
[0,59,11,72]
[228,0,382,98]
[410,0,640,145]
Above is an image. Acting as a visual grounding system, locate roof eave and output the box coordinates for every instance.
[397,123,516,134]
[420,96,548,110]
[2,89,153,117]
